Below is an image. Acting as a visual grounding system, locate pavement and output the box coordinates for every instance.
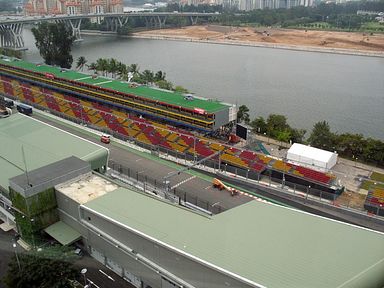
[73,253,136,288]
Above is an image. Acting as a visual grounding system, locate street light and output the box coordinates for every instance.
[13,242,21,272]
[30,218,35,249]
[80,268,87,286]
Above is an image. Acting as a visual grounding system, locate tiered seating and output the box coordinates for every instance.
[367,188,384,206]
[210,142,225,152]
[157,128,170,138]
[194,139,214,157]
[20,83,35,103]
[295,166,332,184]
[139,126,160,146]
[220,153,248,168]
[136,132,151,145]
[0,77,338,188]
[2,78,14,97]
[272,160,292,173]
[0,78,5,94]
[43,89,61,111]
[239,150,256,161]
[251,162,265,172]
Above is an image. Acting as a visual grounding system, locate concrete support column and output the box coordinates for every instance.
[157,16,167,29]
[56,19,82,41]
[0,23,25,50]
[190,16,198,25]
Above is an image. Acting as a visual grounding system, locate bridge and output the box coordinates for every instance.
[0,12,218,50]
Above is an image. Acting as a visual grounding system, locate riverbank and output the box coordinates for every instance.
[130,26,384,57]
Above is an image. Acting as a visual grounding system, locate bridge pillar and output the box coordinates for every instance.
[105,16,128,32]
[190,16,199,25]
[55,19,82,41]
[0,23,25,50]
[144,16,157,29]
[157,16,167,29]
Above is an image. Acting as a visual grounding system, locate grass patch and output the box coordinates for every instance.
[370,172,384,182]
[361,21,384,31]
[361,180,384,191]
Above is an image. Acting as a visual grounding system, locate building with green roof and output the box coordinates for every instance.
[54,171,384,288]
[0,57,237,131]
[0,113,109,232]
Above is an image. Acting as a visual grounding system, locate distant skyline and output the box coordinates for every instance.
[24,0,124,16]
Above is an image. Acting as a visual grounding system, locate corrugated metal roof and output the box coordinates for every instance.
[84,187,384,288]
[0,113,108,191]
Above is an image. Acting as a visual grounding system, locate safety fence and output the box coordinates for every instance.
[108,160,224,215]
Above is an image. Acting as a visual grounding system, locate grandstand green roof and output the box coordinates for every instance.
[0,58,230,113]
[85,187,384,288]
[0,113,108,191]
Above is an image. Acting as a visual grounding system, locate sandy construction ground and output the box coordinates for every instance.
[136,25,384,53]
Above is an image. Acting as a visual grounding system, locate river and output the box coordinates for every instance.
[21,28,384,140]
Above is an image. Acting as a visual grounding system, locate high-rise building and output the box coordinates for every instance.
[24,0,123,16]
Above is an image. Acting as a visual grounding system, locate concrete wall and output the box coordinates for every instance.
[214,108,230,130]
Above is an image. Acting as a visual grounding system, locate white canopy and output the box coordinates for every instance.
[287,143,337,170]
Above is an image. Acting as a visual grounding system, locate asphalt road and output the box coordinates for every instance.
[74,253,136,288]
[34,113,251,212]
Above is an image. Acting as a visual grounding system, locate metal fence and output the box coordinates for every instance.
[108,160,224,215]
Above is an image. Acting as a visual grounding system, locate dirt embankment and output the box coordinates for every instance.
[135,25,384,53]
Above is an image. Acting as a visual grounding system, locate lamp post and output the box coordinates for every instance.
[30,218,35,249]
[13,242,21,272]
[81,268,87,286]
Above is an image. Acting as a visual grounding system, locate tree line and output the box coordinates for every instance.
[237,105,384,167]
[157,1,384,31]
[77,57,189,93]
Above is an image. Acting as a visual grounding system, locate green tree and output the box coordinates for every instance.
[117,62,128,81]
[266,114,289,138]
[308,121,336,151]
[237,105,250,124]
[75,56,87,71]
[156,80,173,90]
[141,69,154,84]
[129,63,139,75]
[173,85,189,94]
[277,130,291,143]
[31,23,75,68]
[88,62,97,74]
[107,58,119,78]
[289,128,306,144]
[250,116,267,133]
[155,71,166,81]
[96,58,108,76]
[117,24,133,36]
[4,246,78,288]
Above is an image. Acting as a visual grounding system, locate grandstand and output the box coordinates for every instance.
[0,60,343,197]
[0,57,236,132]
[364,187,384,216]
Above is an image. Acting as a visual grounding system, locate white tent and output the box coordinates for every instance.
[287,143,338,171]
